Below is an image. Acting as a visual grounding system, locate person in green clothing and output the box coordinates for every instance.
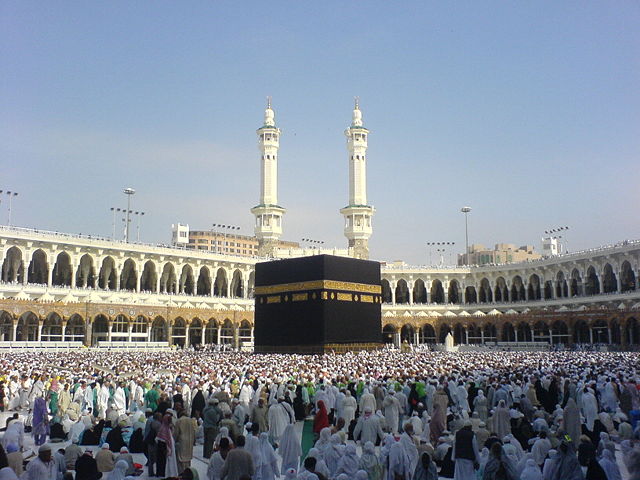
[48,388,59,417]
[145,384,160,412]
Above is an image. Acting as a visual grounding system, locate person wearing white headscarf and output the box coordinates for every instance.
[580,388,598,431]
[336,443,360,478]
[562,399,581,446]
[474,390,489,422]
[108,460,133,480]
[1,422,24,451]
[258,432,279,480]
[278,424,302,474]
[520,458,543,480]
[598,449,622,480]
[313,427,331,456]
[355,470,369,480]
[323,434,342,478]
[358,441,382,480]
[492,400,511,439]
[244,429,263,480]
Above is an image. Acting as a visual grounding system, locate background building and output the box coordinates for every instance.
[171,224,298,256]
[458,243,541,266]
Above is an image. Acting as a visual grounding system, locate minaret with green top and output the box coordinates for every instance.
[251,97,286,257]
[340,98,375,259]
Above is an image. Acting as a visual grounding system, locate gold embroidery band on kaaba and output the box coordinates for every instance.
[255,280,381,296]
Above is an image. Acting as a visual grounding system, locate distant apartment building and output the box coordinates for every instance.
[171,224,299,257]
[458,243,541,266]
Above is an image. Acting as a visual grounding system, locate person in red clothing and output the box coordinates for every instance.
[313,400,330,440]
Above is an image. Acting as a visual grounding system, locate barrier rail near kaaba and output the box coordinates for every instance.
[254,255,383,354]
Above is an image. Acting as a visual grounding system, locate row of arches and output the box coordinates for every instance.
[1,247,254,298]
[383,261,637,305]
[382,317,640,346]
[0,310,254,348]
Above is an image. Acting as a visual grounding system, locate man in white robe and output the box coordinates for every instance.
[267,398,292,445]
[113,384,127,416]
[580,388,598,431]
[383,391,401,434]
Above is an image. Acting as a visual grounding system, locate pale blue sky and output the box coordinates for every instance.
[2,2,639,265]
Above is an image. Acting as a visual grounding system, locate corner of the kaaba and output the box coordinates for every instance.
[253,254,383,354]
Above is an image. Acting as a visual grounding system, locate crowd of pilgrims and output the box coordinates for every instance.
[0,350,638,480]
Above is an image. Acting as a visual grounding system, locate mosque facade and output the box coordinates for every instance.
[0,102,639,350]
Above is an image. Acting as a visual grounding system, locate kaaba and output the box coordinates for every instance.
[254,255,382,354]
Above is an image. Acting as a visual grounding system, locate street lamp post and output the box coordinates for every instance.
[123,188,135,243]
[461,206,472,265]
[135,211,145,242]
[110,207,122,240]
[2,191,19,226]
[426,242,455,266]
[212,223,240,254]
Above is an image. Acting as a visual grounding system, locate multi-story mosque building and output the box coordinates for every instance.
[1,101,639,350]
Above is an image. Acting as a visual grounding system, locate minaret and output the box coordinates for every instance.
[340,98,375,259]
[251,98,285,257]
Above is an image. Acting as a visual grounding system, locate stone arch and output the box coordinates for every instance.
[610,319,621,344]
[591,319,608,343]
[511,276,525,301]
[247,271,255,298]
[438,323,452,343]
[395,279,410,304]
[467,323,481,344]
[140,260,158,292]
[516,322,532,342]
[111,314,130,341]
[230,269,244,298]
[120,259,138,292]
[551,320,568,344]
[27,249,48,285]
[2,246,24,283]
[483,323,497,343]
[465,286,477,304]
[238,320,252,345]
[570,269,582,297]
[430,279,445,304]
[132,315,147,336]
[189,318,203,346]
[479,278,492,303]
[501,322,515,342]
[556,271,568,298]
[52,252,72,286]
[494,277,508,302]
[180,264,195,295]
[381,280,392,303]
[382,324,397,344]
[0,310,14,341]
[528,274,541,300]
[620,261,636,292]
[205,318,219,344]
[172,317,186,347]
[219,319,234,344]
[453,323,465,345]
[65,314,85,342]
[413,279,427,304]
[401,324,415,343]
[41,312,63,341]
[150,316,168,342]
[16,311,39,341]
[91,314,109,345]
[98,257,117,290]
[420,324,436,343]
[448,280,460,304]
[602,263,617,293]
[584,266,600,296]
[533,320,549,342]
[197,266,212,296]
[214,268,228,297]
[160,262,177,294]
[573,320,589,344]
[76,254,96,288]
[626,318,639,345]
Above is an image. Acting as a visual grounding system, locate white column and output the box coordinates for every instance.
[217,327,221,345]
[589,327,593,344]
[480,328,485,344]
[391,282,397,304]
[37,323,43,341]
[108,323,113,342]
[514,328,519,343]
[12,322,17,341]
[465,327,469,344]
[607,327,612,344]
[408,283,414,305]
[128,322,132,342]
